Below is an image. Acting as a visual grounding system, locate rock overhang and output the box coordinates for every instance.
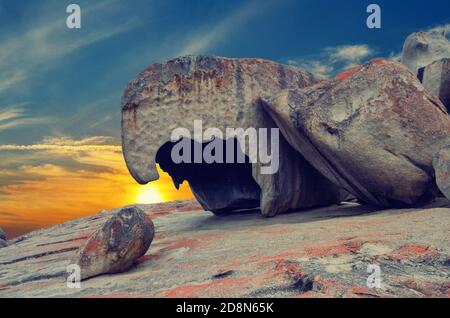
[121,55,343,216]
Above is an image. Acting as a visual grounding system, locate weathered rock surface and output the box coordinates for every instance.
[402,28,450,74]
[74,206,154,280]
[421,58,450,111]
[263,59,450,207]
[122,55,343,216]
[0,228,6,240]
[434,145,450,201]
[0,200,448,298]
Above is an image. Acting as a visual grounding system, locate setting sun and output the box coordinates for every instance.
[135,185,166,204]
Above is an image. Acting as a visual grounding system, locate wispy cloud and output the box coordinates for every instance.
[178,0,278,56]
[0,0,141,95]
[0,104,51,132]
[288,60,334,78]
[287,44,376,78]
[327,45,374,65]
[0,136,120,150]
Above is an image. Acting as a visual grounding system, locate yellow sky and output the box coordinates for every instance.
[0,140,193,238]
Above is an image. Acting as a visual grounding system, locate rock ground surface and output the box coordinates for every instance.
[0,200,448,298]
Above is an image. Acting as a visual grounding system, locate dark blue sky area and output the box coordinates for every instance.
[0,0,449,144]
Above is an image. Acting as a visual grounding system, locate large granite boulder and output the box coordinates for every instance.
[75,206,154,280]
[402,28,450,75]
[262,59,450,207]
[122,56,343,216]
[421,58,450,111]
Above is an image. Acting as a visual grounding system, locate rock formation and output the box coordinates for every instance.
[262,59,450,207]
[433,145,450,201]
[122,56,343,216]
[122,55,450,212]
[421,58,450,111]
[1,200,449,298]
[402,28,450,75]
[75,206,154,280]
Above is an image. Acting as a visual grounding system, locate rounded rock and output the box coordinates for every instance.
[75,206,154,280]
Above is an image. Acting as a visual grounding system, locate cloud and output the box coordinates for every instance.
[288,60,334,78]
[178,0,278,56]
[0,106,26,122]
[40,135,117,146]
[388,51,402,62]
[286,44,376,78]
[327,45,375,64]
[0,104,51,131]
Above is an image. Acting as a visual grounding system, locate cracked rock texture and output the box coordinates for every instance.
[0,200,448,298]
[263,59,450,207]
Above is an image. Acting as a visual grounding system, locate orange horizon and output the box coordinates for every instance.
[0,145,193,239]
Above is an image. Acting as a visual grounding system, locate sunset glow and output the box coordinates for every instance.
[0,141,193,238]
[135,185,166,204]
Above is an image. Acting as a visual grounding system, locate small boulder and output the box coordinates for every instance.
[421,58,450,111]
[75,206,154,280]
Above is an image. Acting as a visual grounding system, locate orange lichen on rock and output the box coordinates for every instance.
[391,243,439,261]
[304,240,365,257]
[335,66,362,81]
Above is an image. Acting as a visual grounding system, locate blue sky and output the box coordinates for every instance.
[0,0,449,146]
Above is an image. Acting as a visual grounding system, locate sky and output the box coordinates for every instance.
[0,0,449,238]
